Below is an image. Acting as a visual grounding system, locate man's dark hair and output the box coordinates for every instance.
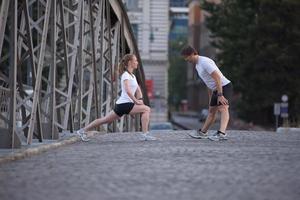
[181,45,198,56]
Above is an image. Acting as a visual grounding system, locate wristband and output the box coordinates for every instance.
[138,97,143,100]
[217,93,223,97]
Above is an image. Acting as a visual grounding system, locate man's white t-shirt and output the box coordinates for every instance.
[116,71,138,104]
[195,56,230,90]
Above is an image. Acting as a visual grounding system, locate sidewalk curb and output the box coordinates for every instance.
[276,127,300,133]
[0,131,103,165]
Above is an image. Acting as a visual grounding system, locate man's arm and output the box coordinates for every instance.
[210,71,228,105]
[207,88,212,105]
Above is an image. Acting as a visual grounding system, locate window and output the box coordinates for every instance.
[170,0,187,7]
[131,24,138,41]
[124,0,139,11]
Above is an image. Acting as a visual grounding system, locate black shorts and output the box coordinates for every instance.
[210,82,233,106]
[113,102,135,117]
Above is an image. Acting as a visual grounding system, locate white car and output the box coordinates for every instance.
[150,122,174,130]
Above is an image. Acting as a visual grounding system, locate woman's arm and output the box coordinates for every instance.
[124,80,143,105]
[135,85,143,100]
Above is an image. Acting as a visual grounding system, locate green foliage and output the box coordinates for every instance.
[201,0,300,125]
[168,38,188,109]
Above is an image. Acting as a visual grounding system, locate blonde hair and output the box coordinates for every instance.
[118,54,135,75]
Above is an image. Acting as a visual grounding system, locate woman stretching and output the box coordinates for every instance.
[76,54,156,141]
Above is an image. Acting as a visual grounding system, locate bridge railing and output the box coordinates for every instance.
[0,0,148,148]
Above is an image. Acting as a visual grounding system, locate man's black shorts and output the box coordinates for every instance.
[113,102,135,117]
[210,82,233,107]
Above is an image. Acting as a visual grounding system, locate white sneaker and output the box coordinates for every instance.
[76,129,90,142]
[140,133,157,141]
[208,131,228,141]
[208,132,220,141]
[219,133,228,140]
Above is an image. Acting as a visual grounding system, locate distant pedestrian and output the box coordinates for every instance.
[181,45,233,141]
[75,54,156,141]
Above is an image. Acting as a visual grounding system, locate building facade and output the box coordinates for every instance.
[169,0,188,41]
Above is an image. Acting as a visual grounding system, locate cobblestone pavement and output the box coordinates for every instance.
[0,130,300,200]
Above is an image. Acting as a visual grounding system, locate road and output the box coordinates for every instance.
[0,130,299,200]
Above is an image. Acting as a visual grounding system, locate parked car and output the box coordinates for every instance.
[150,122,174,130]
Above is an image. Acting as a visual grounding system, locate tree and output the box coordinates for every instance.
[168,37,187,110]
[201,0,300,125]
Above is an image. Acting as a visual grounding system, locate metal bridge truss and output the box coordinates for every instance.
[0,0,148,148]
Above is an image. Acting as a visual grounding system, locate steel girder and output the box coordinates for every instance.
[0,0,148,148]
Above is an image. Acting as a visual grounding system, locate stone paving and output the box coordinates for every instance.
[0,130,300,200]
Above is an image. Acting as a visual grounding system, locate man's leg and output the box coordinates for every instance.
[201,106,218,132]
[218,105,229,133]
[208,105,229,141]
[188,106,218,139]
[208,83,232,141]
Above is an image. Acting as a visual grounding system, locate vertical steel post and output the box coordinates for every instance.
[0,0,10,55]
[27,0,52,144]
[8,0,20,148]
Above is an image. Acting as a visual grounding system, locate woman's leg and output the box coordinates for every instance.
[129,105,151,133]
[83,110,120,132]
